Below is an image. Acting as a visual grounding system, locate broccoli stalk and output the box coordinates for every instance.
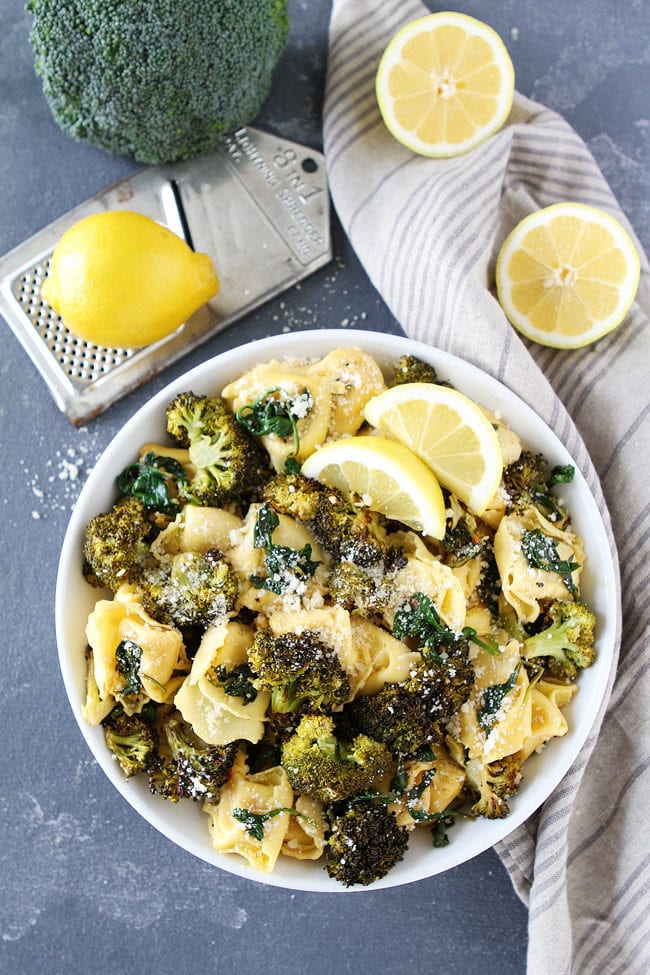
[523,600,596,680]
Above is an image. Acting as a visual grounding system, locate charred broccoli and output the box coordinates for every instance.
[280,714,394,802]
[465,755,523,819]
[441,518,482,567]
[248,629,350,714]
[325,799,409,886]
[165,391,269,506]
[262,472,323,522]
[148,715,238,802]
[343,652,473,755]
[83,496,152,590]
[389,355,448,387]
[140,549,238,627]
[103,708,158,778]
[523,600,596,680]
[326,560,392,616]
[503,449,575,524]
[311,486,390,566]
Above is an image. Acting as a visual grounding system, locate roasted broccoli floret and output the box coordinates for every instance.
[325,799,410,887]
[523,600,596,680]
[165,391,269,507]
[503,449,575,523]
[343,652,473,755]
[280,714,394,802]
[248,629,351,714]
[83,496,152,591]
[465,755,523,819]
[141,549,238,627]
[262,472,324,522]
[103,708,158,778]
[148,715,238,802]
[27,1,289,164]
[311,486,389,566]
[389,355,447,387]
[441,518,482,567]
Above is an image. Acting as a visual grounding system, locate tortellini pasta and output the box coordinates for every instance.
[85,583,188,719]
[389,746,466,829]
[220,347,385,471]
[495,507,585,622]
[175,621,270,745]
[204,752,294,873]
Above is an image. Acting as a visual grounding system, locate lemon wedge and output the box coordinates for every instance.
[363,383,503,515]
[495,202,640,348]
[41,210,219,348]
[300,436,446,539]
[375,11,515,157]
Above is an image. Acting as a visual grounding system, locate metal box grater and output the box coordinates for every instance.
[0,127,331,425]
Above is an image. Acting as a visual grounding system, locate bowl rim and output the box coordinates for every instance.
[55,328,619,891]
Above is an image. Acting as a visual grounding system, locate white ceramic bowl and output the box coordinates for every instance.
[55,329,618,891]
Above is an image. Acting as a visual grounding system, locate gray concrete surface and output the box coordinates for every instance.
[1,2,647,973]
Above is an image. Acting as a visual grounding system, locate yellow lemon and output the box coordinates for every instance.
[364,383,503,515]
[375,11,515,157]
[496,202,640,348]
[301,436,446,539]
[41,210,219,348]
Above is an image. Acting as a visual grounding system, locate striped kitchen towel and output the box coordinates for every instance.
[323,1,650,973]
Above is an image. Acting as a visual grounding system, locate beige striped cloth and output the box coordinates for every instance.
[323,1,650,972]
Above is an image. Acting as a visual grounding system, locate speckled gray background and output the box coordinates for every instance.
[0,2,647,973]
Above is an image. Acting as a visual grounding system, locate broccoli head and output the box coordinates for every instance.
[523,599,596,680]
[280,714,394,803]
[141,549,238,627]
[103,708,158,778]
[148,714,238,802]
[503,449,575,524]
[343,651,473,755]
[465,755,523,819]
[311,486,389,566]
[247,629,350,714]
[262,472,324,522]
[27,1,289,164]
[325,799,410,887]
[165,391,270,507]
[389,355,447,387]
[83,496,152,591]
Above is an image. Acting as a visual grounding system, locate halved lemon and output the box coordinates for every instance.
[375,11,515,157]
[364,383,503,515]
[300,436,446,539]
[496,202,640,348]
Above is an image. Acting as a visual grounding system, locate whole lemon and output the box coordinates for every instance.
[41,210,220,348]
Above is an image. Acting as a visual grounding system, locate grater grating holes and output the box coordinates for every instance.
[12,258,133,385]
